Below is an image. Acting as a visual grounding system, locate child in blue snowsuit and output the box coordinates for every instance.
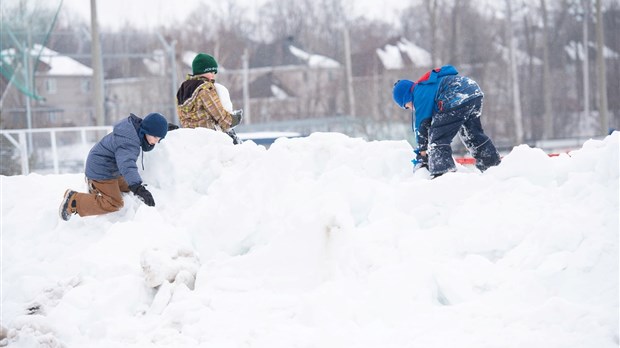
[392,65,501,177]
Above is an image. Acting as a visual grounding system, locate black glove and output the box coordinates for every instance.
[168,123,180,131]
[231,109,243,127]
[129,184,155,207]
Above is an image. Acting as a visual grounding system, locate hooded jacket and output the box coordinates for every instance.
[411,65,458,130]
[411,65,483,131]
[85,114,145,187]
[176,76,233,131]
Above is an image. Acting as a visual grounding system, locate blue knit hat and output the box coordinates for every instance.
[140,113,168,139]
[392,80,415,109]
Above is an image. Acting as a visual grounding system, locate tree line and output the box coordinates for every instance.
[3,0,619,146]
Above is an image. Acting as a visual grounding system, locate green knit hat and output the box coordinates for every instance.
[192,53,218,75]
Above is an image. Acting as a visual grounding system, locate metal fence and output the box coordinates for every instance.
[0,117,413,176]
[0,122,600,176]
[1,126,112,175]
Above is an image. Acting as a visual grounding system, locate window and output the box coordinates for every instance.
[46,79,57,94]
[81,79,91,93]
[48,111,58,123]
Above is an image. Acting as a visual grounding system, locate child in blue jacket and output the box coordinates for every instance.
[392,65,501,177]
[59,112,170,221]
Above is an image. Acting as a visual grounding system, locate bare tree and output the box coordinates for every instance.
[425,0,440,67]
[540,0,553,139]
[448,0,464,65]
[506,0,524,144]
[256,0,308,43]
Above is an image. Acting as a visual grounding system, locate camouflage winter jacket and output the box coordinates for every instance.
[176,76,233,131]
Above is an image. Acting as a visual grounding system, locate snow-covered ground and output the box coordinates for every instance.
[1,129,618,348]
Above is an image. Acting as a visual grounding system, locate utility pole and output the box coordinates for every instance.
[595,0,608,135]
[90,0,105,126]
[581,0,590,132]
[156,33,179,125]
[343,27,355,117]
[25,25,34,154]
[170,40,178,125]
[242,48,250,124]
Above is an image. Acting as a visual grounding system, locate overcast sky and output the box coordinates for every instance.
[60,0,412,30]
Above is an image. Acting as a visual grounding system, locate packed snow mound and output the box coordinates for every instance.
[1,130,618,348]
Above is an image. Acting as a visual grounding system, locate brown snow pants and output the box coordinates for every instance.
[74,177,131,217]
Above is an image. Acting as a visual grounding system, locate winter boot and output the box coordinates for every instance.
[59,189,77,221]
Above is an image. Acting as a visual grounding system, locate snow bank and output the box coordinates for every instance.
[1,130,618,347]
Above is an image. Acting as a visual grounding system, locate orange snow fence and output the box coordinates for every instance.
[455,153,562,165]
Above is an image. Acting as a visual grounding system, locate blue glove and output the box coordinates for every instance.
[412,148,428,173]
[412,160,428,173]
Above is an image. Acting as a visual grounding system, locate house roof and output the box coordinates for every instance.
[1,44,93,77]
[247,73,295,99]
[564,41,620,61]
[494,43,542,66]
[288,45,340,68]
[250,38,340,69]
[351,37,432,77]
[376,38,431,70]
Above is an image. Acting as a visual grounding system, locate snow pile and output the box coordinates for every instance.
[1,130,618,348]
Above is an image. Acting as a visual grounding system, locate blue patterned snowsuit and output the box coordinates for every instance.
[411,66,501,175]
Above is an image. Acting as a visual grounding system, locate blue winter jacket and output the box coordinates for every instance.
[411,65,483,131]
[85,114,144,187]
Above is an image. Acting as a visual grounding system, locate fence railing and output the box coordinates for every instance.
[1,119,411,176]
[0,124,600,176]
[1,126,112,175]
